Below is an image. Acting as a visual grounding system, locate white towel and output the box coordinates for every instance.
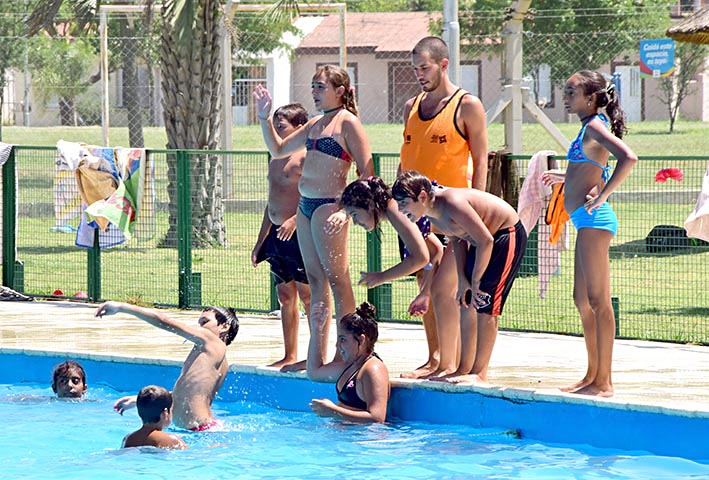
[684,163,709,243]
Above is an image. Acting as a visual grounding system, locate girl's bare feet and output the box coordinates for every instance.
[560,378,592,393]
[400,361,439,379]
[279,359,306,373]
[573,382,614,398]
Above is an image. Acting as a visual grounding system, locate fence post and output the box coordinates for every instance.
[366,154,391,318]
[177,150,193,308]
[612,296,620,337]
[87,229,101,300]
[2,147,17,289]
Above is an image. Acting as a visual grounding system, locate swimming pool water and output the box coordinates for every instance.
[1,382,707,480]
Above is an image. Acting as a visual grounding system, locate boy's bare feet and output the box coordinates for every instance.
[267,358,293,369]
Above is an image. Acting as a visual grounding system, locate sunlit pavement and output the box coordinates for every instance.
[1,300,707,413]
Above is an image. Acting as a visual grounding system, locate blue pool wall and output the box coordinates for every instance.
[2,348,707,463]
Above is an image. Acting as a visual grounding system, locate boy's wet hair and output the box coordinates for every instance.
[206,306,239,346]
[273,103,308,127]
[391,170,433,203]
[136,385,173,424]
[340,302,379,353]
[51,360,86,393]
[412,36,449,63]
[341,176,392,228]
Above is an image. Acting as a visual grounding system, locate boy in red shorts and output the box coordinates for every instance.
[96,302,238,430]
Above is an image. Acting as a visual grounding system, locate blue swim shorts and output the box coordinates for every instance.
[569,202,618,236]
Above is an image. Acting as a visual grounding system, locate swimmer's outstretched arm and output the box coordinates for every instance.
[94,301,209,347]
[113,395,137,415]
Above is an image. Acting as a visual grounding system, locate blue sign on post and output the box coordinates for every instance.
[639,39,675,78]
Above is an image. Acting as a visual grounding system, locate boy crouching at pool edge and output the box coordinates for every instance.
[95,301,239,431]
[122,385,188,450]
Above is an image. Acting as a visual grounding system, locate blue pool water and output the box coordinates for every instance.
[1,382,707,480]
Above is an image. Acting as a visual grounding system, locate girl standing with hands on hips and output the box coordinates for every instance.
[543,70,638,397]
[253,66,374,364]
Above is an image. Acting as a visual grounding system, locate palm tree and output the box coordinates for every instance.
[158,0,300,247]
[158,0,226,247]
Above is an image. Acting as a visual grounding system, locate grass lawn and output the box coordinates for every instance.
[3,119,708,156]
[3,121,709,344]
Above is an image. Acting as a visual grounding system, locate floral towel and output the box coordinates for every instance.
[55,141,148,248]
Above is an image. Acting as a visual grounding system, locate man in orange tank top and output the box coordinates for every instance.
[397,36,488,379]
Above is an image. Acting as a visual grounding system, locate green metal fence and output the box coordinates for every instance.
[2,146,708,344]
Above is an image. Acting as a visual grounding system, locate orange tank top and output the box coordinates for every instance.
[400,88,472,188]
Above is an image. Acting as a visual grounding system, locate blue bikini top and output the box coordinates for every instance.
[567,114,612,183]
[305,136,352,162]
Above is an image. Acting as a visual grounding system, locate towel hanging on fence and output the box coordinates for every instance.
[55,141,148,248]
[517,150,568,299]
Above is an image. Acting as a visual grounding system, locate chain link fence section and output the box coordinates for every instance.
[3,6,706,141]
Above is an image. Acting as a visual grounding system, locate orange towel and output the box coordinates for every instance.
[545,183,569,245]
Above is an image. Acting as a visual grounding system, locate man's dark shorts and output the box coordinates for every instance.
[255,226,309,285]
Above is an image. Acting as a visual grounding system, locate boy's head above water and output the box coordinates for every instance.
[137,385,173,426]
[51,360,87,399]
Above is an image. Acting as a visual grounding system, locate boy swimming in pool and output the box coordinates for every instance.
[51,360,88,399]
[95,301,239,430]
[122,385,188,450]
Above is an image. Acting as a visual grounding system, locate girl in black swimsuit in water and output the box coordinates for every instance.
[306,302,390,423]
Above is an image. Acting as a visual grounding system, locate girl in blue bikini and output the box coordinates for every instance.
[543,70,638,398]
[253,67,374,364]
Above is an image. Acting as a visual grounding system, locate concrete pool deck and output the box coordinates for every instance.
[1,300,708,415]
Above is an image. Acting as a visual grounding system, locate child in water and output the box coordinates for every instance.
[121,385,188,450]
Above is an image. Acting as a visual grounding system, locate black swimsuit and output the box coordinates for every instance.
[336,353,381,410]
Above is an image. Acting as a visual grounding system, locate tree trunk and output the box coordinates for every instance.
[160,0,227,248]
[59,97,74,126]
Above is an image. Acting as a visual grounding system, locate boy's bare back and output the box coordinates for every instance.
[429,187,519,243]
[122,426,187,450]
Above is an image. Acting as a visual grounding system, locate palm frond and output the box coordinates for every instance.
[25,0,99,36]
[165,0,196,47]
[265,0,302,23]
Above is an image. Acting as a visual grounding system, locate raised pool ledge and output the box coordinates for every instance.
[2,348,707,462]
